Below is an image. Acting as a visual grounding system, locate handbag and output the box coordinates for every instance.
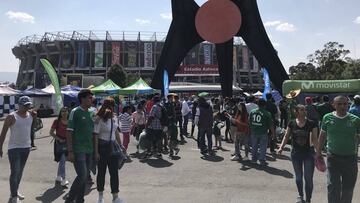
[108,118,127,169]
[55,140,67,153]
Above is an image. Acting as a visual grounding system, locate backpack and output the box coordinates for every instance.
[158,104,169,126]
[306,104,319,121]
[32,117,43,132]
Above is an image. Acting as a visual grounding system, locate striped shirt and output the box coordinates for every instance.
[118,112,132,133]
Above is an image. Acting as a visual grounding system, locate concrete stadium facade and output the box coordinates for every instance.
[12,31,263,90]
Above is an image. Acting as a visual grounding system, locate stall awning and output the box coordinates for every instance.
[91,79,121,95]
[22,87,51,97]
[0,85,20,96]
[119,78,160,95]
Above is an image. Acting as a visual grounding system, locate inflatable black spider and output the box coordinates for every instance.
[151,0,289,97]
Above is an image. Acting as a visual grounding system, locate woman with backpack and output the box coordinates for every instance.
[94,98,123,203]
[49,107,69,187]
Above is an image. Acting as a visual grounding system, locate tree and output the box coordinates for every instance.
[107,64,127,88]
[126,72,139,86]
[18,79,30,90]
[307,41,350,79]
[341,59,360,79]
[308,41,350,67]
[289,62,318,80]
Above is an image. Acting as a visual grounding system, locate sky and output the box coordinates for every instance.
[0,0,359,74]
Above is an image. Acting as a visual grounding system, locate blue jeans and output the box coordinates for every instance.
[67,152,92,203]
[291,150,315,202]
[182,113,190,135]
[327,153,358,203]
[8,148,30,198]
[251,135,268,162]
[57,154,66,179]
[198,127,212,153]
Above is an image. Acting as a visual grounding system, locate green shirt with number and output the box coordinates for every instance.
[67,106,94,153]
[249,108,273,136]
[321,112,360,156]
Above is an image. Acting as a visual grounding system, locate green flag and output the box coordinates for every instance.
[40,59,63,114]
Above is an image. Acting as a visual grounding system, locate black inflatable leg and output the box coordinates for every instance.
[234,0,289,93]
[151,0,203,92]
[216,38,234,97]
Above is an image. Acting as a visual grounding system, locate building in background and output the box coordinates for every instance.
[12,31,263,91]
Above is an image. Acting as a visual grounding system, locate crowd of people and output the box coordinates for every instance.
[0,90,359,203]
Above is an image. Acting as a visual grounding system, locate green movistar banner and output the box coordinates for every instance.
[282,79,360,96]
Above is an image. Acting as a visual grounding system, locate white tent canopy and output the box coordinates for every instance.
[42,84,56,94]
[0,85,20,96]
[253,91,263,96]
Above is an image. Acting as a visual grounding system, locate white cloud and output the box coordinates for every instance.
[276,23,297,32]
[160,13,172,20]
[354,16,360,24]
[264,20,281,27]
[135,18,151,25]
[5,10,35,23]
[315,33,325,36]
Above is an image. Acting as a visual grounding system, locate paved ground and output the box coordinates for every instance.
[0,117,359,203]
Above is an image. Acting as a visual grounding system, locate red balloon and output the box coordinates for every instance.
[195,0,242,44]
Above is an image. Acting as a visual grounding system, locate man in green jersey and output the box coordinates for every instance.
[66,89,95,203]
[249,99,275,166]
[317,96,360,203]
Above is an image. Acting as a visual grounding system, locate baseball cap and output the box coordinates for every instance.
[19,96,32,106]
[354,95,360,100]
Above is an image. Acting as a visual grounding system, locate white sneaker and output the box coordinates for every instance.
[11,197,21,203]
[55,176,62,182]
[17,192,25,200]
[231,155,240,161]
[61,179,69,186]
[97,196,105,203]
[112,197,124,203]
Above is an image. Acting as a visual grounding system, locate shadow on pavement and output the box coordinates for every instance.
[140,158,174,168]
[215,147,230,152]
[276,154,291,161]
[169,155,181,160]
[200,154,224,162]
[240,161,293,179]
[84,182,96,196]
[265,155,277,162]
[35,182,66,203]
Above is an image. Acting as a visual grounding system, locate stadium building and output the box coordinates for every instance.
[12,31,263,91]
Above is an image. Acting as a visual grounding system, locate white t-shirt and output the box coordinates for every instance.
[93,117,118,141]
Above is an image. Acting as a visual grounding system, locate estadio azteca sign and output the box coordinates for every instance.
[176,64,219,75]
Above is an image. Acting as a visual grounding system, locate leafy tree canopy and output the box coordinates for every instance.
[289,42,360,80]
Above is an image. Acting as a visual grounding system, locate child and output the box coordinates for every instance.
[213,113,224,150]
[118,106,132,154]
